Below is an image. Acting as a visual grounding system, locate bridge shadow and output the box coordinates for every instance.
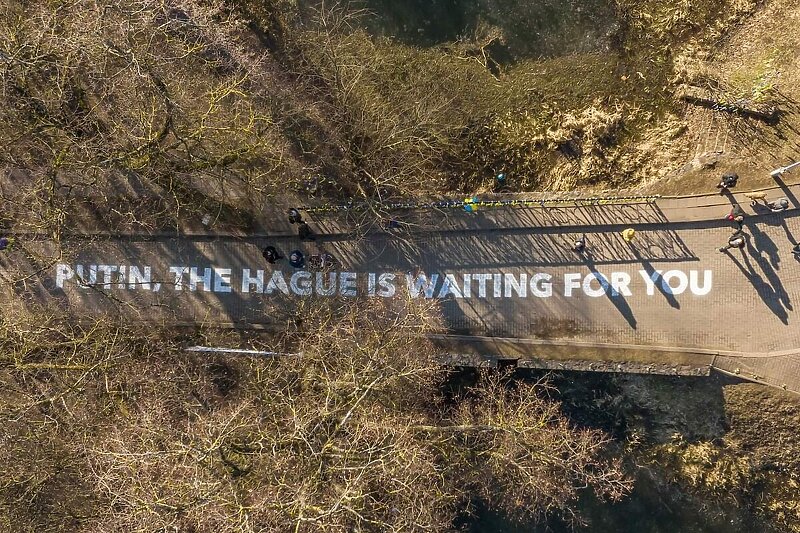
[345,225,697,271]
[526,371,732,444]
[310,200,673,237]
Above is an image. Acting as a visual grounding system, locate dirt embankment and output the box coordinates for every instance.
[553,372,800,532]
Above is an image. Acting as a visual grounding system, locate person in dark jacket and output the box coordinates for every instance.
[717,172,739,191]
[298,222,315,241]
[727,204,745,228]
[289,250,305,269]
[287,208,303,225]
[719,230,746,252]
[262,245,282,264]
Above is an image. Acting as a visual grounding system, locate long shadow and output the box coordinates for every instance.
[360,227,698,272]
[744,239,792,312]
[311,199,681,240]
[584,255,637,329]
[772,171,800,208]
[779,219,798,247]
[720,188,737,204]
[744,217,782,269]
[723,245,789,324]
[631,248,680,309]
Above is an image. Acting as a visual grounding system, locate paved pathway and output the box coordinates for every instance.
[2,184,800,391]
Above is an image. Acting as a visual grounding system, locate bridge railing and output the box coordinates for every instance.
[299,195,661,214]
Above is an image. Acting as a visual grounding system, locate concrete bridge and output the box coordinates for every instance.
[2,184,800,392]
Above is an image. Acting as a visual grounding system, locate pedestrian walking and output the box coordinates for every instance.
[287,208,303,225]
[262,245,282,264]
[289,250,305,269]
[0,237,14,251]
[494,172,507,192]
[621,228,636,242]
[726,204,745,227]
[719,230,746,252]
[573,235,586,253]
[716,172,739,191]
[298,222,315,241]
[767,198,790,212]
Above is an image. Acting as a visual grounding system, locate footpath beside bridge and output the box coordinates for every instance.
[2,184,800,392]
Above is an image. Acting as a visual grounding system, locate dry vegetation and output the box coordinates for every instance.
[0,298,629,532]
[1,0,784,236]
[0,0,308,234]
[641,383,800,533]
[4,0,800,530]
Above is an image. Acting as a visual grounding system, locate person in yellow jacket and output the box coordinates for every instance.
[621,228,636,242]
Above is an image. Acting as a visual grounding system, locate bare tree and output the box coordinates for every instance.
[0,0,297,235]
[0,298,629,532]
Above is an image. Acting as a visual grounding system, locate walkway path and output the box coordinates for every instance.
[2,183,800,391]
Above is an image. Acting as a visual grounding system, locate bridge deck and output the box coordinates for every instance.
[2,184,800,392]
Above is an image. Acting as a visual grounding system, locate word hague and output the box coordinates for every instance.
[54,264,713,298]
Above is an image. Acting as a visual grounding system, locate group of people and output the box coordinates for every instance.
[261,208,338,270]
[718,171,797,253]
[262,245,338,270]
[288,208,315,241]
[719,172,790,212]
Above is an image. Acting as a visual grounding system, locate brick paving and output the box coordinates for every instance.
[3,184,800,392]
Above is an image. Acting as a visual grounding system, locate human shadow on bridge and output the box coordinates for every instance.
[631,248,680,310]
[772,171,800,210]
[745,242,793,312]
[744,217,783,269]
[584,255,637,329]
[723,244,789,325]
[779,218,799,248]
